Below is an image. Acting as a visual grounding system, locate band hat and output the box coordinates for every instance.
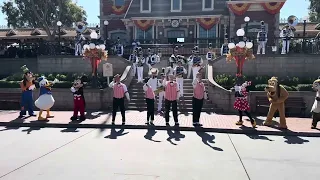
[114,74,121,78]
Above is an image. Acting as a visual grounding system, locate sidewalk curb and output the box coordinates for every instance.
[1,122,320,137]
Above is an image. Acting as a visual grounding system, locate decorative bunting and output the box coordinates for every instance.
[227,3,251,16]
[196,18,220,30]
[261,2,285,15]
[111,1,129,15]
[133,20,155,31]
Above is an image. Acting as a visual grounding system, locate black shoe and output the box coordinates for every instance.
[122,122,125,125]
[18,115,24,118]
[166,122,169,126]
[70,116,78,121]
[79,116,86,121]
[175,122,179,126]
[145,121,149,125]
[111,121,115,125]
[29,114,37,117]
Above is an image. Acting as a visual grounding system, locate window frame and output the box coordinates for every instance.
[197,23,218,44]
[114,0,125,6]
[134,26,154,40]
[140,0,151,13]
[202,0,214,11]
[171,0,182,12]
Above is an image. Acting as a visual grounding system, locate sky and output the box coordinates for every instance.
[0,0,311,26]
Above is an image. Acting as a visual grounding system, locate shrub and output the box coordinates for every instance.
[0,80,20,88]
[254,84,268,91]
[296,84,313,91]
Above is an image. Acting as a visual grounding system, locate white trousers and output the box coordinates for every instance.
[257,41,266,54]
[137,66,144,82]
[192,66,201,81]
[132,63,137,77]
[157,91,165,111]
[75,43,82,56]
[176,77,184,97]
[187,64,192,79]
[282,40,290,54]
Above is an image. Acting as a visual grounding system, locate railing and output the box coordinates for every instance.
[0,23,100,29]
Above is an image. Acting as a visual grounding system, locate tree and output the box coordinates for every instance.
[308,0,320,22]
[1,0,87,40]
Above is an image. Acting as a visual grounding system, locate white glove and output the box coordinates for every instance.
[70,87,76,93]
[28,84,36,90]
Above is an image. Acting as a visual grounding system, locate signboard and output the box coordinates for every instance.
[103,63,113,77]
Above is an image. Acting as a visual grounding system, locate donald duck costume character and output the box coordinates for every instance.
[19,65,36,118]
[70,76,87,121]
[35,76,57,120]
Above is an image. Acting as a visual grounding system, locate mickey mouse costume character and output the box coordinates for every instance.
[233,77,256,128]
[70,76,88,121]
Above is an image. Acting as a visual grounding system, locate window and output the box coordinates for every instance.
[140,0,151,13]
[202,0,214,11]
[167,30,185,38]
[136,26,153,40]
[198,25,217,45]
[171,0,182,12]
[114,0,125,6]
[110,32,127,41]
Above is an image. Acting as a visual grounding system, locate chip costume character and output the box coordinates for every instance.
[263,77,289,129]
[233,79,256,128]
[19,66,36,118]
[70,76,87,121]
[311,78,320,129]
[256,21,267,55]
[35,76,57,120]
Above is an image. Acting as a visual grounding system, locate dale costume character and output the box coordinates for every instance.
[233,78,256,128]
[169,46,179,68]
[256,21,268,55]
[174,60,187,98]
[191,46,204,81]
[263,77,289,129]
[35,76,58,120]
[280,25,294,54]
[114,37,124,57]
[70,76,88,121]
[136,47,146,83]
[206,43,216,63]
[19,66,36,118]
[311,78,320,129]
[129,48,138,76]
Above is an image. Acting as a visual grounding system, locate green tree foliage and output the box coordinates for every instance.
[308,0,320,22]
[1,0,87,40]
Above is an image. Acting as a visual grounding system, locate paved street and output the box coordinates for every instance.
[0,127,319,180]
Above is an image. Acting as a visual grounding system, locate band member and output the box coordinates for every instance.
[143,78,155,125]
[157,48,162,59]
[280,25,294,54]
[114,37,123,56]
[187,49,195,79]
[206,43,216,63]
[192,72,208,126]
[220,35,229,56]
[146,48,159,70]
[169,46,179,68]
[191,46,203,80]
[147,68,159,92]
[136,47,145,83]
[109,74,130,125]
[19,67,36,118]
[75,32,85,56]
[257,21,268,55]
[174,60,187,98]
[156,73,166,114]
[132,39,140,51]
[70,76,87,121]
[129,48,138,76]
[163,74,180,126]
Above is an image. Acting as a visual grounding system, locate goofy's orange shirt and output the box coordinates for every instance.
[20,81,33,91]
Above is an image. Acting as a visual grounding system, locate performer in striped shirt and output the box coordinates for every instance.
[143,78,155,125]
[192,72,208,126]
[163,74,180,126]
[109,74,130,125]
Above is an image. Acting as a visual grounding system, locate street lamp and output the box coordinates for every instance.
[302,16,308,53]
[244,16,250,36]
[104,20,109,40]
[57,21,62,54]
[226,28,254,77]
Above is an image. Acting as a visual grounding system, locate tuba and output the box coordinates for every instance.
[285,15,298,32]
[148,67,159,76]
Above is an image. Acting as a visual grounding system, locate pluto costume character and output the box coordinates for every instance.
[35,76,57,120]
[263,77,289,129]
[311,78,320,129]
[70,76,87,121]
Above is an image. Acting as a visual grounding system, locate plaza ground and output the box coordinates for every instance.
[0,127,319,180]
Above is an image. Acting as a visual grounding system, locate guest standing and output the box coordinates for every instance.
[192,73,207,126]
[163,74,180,126]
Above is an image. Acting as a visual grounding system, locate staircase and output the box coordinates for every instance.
[127,78,223,113]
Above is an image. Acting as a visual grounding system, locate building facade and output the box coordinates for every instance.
[100,0,286,46]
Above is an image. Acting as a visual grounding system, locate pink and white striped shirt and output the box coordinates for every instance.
[143,84,155,99]
[193,79,205,100]
[165,81,179,101]
[112,83,127,98]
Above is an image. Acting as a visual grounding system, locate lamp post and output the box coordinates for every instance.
[104,20,109,40]
[302,17,307,53]
[226,29,254,77]
[244,16,250,37]
[56,21,62,54]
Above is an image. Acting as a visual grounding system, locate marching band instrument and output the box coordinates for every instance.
[154,79,165,95]
[148,68,159,76]
[176,55,188,64]
[175,66,184,78]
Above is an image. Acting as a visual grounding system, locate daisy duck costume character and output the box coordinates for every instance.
[233,78,256,128]
[19,65,36,118]
[70,76,88,121]
[311,77,320,129]
[35,76,58,120]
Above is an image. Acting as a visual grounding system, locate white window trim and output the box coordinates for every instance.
[171,0,182,12]
[202,0,214,11]
[134,26,154,39]
[140,0,151,13]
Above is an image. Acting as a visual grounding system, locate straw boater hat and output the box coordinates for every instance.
[150,68,159,76]
[174,46,179,53]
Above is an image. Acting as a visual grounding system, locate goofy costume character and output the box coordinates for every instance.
[19,66,36,118]
[70,76,87,121]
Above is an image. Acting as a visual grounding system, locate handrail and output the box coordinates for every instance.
[206,63,230,92]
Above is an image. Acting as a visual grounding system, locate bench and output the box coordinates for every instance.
[0,92,21,110]
[256,96,307,117]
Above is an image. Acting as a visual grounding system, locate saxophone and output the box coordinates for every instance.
[154,79,165,95]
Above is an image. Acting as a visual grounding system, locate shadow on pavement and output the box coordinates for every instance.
[282,129,310,144]
[144,125,161,143]
[239,125,274,141]
[21,127,41,134]
[0,117,27,131]
[60,120,83,133]
[166,125,186,145]
[104,127,129,139]
[195,128,223,151]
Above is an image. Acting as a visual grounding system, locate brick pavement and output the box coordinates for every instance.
[0,110,319,136]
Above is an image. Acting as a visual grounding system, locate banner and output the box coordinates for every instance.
[227,3,251,16]
[133,20,155,31]
[196,18,220,30]
[261,2,285,15]
[112,3,129,15]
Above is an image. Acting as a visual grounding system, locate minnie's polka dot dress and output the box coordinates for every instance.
[234,89,250,111]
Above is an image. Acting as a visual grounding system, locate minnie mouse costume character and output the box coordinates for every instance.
[70,76,87,121]
[233,77,256,128]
